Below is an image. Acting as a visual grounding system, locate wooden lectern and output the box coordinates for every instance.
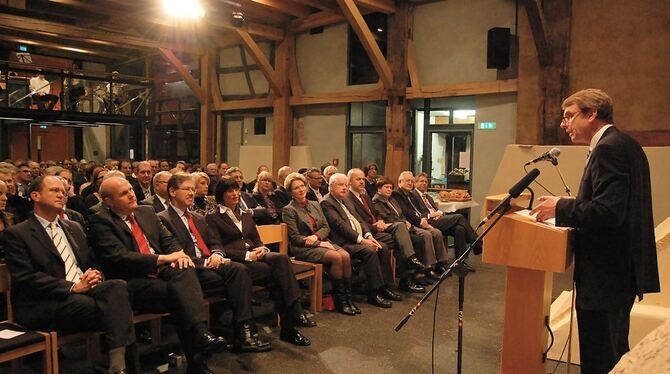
[482,196,573,374]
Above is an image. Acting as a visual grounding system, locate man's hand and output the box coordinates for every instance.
[374,220,390,231]
[205,253,229,269]
[530,196,560,222]
[361,238,381,251]
[419,218,432,229]
[158,250,190,266]
[254,247,269,260]
[72,268,102,293]
[430,210,443,219]
[405,221,412,230]
[170,256,195,269]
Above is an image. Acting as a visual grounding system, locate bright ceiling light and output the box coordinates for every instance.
[163,0,205,19]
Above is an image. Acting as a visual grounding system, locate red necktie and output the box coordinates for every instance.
[360,195,375,221]
[184,212,211,257]
[127,214,152,254]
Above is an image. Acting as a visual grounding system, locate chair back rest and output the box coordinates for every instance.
[0,263,13,321]
[257,223,289,255]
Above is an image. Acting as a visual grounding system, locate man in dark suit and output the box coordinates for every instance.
[88,177,228,374]
[140,171,171,213]
[321,173,400,308]
[531,89,660,374]
[346,169,427,292]
[274,166,292,206]
[205,163,219,196]
[224,167,268,223]
[393,172,449,280]
[415,172,480,271]
[305,167,327,202]
[3,176,136,374]
[131,161,153,202]
[158,174,271,353]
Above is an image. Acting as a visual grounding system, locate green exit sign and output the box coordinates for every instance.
[479,122,496,130]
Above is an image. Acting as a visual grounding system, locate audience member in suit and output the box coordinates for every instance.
[80,166,106,200]
[15,163,33,199]
[282,172,358,316]
[0,168,32,222]
[204,163,219,196]
[0,181,16,259]
[320,174,400,308]
[3,176,136,374]
[83,168,108,208]
[191,172,217,216]
[55,168,88,218]
[252,171,284,225]
[131,161,153,202]
[415,172,479,272]
[245,164,270,194]
[392,172,449,282]
[347,170,427,293]
[305,167,327,202]
[88,177,228,374]
[274,166,292,206]
[158,174,272,353]
[362,162,379,198]
[322,165,338,193]
[530,89,660,373]
[140,171,171,213]
[206,177,312,346]
[225,167,269,223]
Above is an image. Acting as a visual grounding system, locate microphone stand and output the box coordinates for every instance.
[554,164,571,197]
[395,202,513,374]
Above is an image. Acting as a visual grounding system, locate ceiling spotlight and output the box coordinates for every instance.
[163,0,205,19]
[231,11,245,27]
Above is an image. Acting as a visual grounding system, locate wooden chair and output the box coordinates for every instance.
[0,263,55,374]
[257,223,323,313]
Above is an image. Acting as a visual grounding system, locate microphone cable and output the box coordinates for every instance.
[431,286,440,374]
[524,164,557,197]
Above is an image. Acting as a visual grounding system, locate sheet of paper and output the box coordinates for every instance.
[0,329,25,339]
[514,209,557,226]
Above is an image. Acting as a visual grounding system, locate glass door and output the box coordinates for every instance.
[427,130,472,190]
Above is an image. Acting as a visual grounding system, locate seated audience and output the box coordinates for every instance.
[88,176,228,374]
[29,73,59,110]
[246,164,270,193]
[131,161,153,201]
[305,167,327,202]
[363,162,379,198]
[252,171,284,225]
[282,172,358,316]
[0,167,31,222]
[320,174,400,308]
[322,165,338,191]
[206,177,312,346]
[274,166,293,206]
[158,174,272,353]
[0,180,16,259]
[225,167,268,223]
[140,171,171,213]
[191,172,217,216]
[205,163,219,196]
[83,167,108,208]
[4,176,136,374]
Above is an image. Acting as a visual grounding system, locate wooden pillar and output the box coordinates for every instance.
[272,34,293,174]
[384,1,410,182]
[200,50,215,164]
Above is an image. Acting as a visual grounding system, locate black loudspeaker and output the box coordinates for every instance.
[487,27,511,69]
[254,117,266,135]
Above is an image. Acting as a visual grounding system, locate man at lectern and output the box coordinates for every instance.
[531,88,660,374]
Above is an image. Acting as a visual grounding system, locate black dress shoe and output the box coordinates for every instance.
[346,296,362,314]
[415,274,433,285]
[461,261,476,273]
[135,325,152,345]
[296,313,317,328]
[406,256,427,271]
[427,270,442,281]
[367,293,392,308]
[398,279,426,293]
[334,294,357,316]
[280,328,311,346]
[186,362,215,374]
[380,287,402,301]
[199,331,231,355]
[234,322,272,353]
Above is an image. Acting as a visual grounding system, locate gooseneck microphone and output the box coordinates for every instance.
[477,168,541,230]
[525,148,561,166]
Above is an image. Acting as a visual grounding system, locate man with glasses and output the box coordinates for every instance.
[305,168,327,202]
[531,88,660,373]
[15,163,33,199]
[141,171,172,213]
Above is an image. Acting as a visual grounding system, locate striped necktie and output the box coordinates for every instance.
[50,222,82,283]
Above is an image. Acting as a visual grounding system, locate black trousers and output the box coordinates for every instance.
[127,267,207,361]
[17,279,135,349]
[197,261,254,323]
[243,252,302,327]
[429,213,477,258]
[576,293,636,374]
[31,93,59,110]
[342,242,392,291]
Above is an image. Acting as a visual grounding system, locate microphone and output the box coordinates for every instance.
[525,148,560,166]
[477,169,541,229]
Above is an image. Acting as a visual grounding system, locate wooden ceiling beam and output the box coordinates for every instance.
[158,48,207,103]
[292,0,338,12]
[248,0,313,18]
[290,10,346,32]
[355,0,394,14]
[0,12,201,53]
[213,97,274,111]
[234,29,283,96]
[336,0,393,88]
[0,33,129,61]
[522,0,552,66]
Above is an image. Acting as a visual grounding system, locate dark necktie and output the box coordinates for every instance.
[359,195,375,222]
[127,214,152,254]
[184,212,211,257]
[263,195,277,218]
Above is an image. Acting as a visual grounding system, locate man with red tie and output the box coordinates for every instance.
[88,176,228,374]
[157,173,271,353]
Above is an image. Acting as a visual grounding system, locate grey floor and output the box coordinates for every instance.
[4,255,583,374]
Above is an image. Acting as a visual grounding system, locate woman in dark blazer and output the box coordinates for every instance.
[191,172,217,216]
[206,177,313,346]
[282,172,358,316]
[252,171,284,225]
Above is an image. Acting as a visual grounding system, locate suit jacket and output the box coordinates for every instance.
[372,194,409,225]
[141,195,167,213]
[88,205,182,279]
[346,191,379,232]
[66,194,88,219]
[252,191,284,224]
[158,206,225,268]
[274,186,291,206]
[239,192,268,223]
[64,208,86,228]
[282,200,331,252]
[131,179,153,202]
[306,185,327,202]
[391,189,425,227]
[555,126,660,309]
[415,190,439,215]
[320,194,372,247]
[205,209,263,263]
[6,194,32,222]
[3,215,93,315]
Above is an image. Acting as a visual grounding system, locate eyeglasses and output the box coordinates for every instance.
[561,111,582,124]
[178,187,195,192]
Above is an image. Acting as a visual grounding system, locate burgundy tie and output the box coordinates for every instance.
[360,195,375,221]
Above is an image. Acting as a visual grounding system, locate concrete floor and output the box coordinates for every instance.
[3,255,583,374]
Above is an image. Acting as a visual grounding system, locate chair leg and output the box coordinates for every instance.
[308,277,317,314]
[86,335,102,363]
[10,357,21,374]
[150,319,162,345]
[315,265,324,313]
[50,332,59,374]
[43,337,53,374]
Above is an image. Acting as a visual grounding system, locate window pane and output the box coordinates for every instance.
[351,133,384,172]
[414,110,424,172]
[429,110,450,125]
[349,101,385,127]
[453,109,476,124]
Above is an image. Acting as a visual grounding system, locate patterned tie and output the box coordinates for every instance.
[50,222,82,283]
[184,212,211,257]
[340,201,362,235]
[421,193,436,214]
[263,195,278,219]
[127,214,152,254]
